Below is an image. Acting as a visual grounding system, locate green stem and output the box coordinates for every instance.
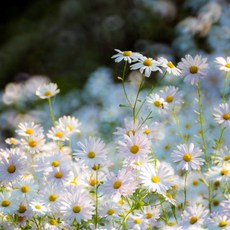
[172,106,187,143]
[196,82,209,169]
[95,171,99,229]
[133,76,144,123]
[222,72,229,103]
[183,171,188,210]
[208,181,212,213]
[47,97,55,125]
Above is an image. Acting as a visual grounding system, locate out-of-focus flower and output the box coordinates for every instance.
[111,49,141,63]
[36,83,60,99]
[215,57,230,72]
[213,103,230,128]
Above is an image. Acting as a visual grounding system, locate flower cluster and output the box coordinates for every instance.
[0,50,229,229]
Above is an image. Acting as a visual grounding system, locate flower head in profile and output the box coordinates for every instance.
[213,103,230,128]
[178,54,208,85]
[111,49,141,63]
[158,57,181,76]
[171,143,204,172]
[215,57,230,72]
[130,56,162,77]
[36,83,60,99]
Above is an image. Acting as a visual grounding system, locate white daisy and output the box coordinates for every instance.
[5,137,19,146]
[60,187,94,223]
[157,57,181,76]
[0,191,18,215]
[213,103,230,128]
[146,93,168,113]
[178,204,209,229]
[117,133,151,162]
[73,137,108,168]
[47,126,69,141]
[30,199,47,215]
[207,212,230,229]
[215,57,230,72]
[141,122,165,141]
[139,162,175,194]
[142,205,161,224]
[16,122,44,137]
[126,212,149,230]
[36,82,60,99]
[171,143,204,172]
[111,49,141,63]
[130,56,162,77]
[178,54,208,85]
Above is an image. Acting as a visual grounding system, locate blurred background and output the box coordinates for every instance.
[1,0,229,92]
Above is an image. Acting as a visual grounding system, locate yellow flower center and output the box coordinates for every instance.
[89,179,98,186]
[72,205,81,213]
[130,145,139,154]
[55,131,64,138]
[28,140,37,148]
[223,113,230,120]
[151,176,160,183]
[118,199,124,205]
[55,171,63,179]
[219,221,228,227]
[113,180,122,189]
[189,65,199,74]
[7,165,16,173]
[21,185,29,193]
[145,212,153,219]
[166,95,173,103]
[134,218,141,224]
[154,100,161,107]
[92,164,100,171]
[107,209,115,215]
[214,181,220,187]
[224,156,230,161]
[51,160,60,167]
[44,91,52,97]
[66,125,73,131]
[35,204,41,210]
[183,153,192,162]
[10,139,17,144]
[1,199,10,207]
[189,216,198,224]
[166,193,173,199]
[220,169,229,176]
[143,59,152,66]
[18,204,27,213]
[225,63,230,68]
[49,194,57,202]
[126,130,135,136]
[167,61,175,68]
[49,219,58,226]
[144,129,151,135]
[192,180,199,186]
[88,151,96,159]
[123,51,132,57]
[25,128,34,135]
[185,123,191,129]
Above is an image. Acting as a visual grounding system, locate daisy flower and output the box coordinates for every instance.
[146,93,168,113]
[178,204,209,229]
[111,49,141,63]
[16,122,44,137]
[98,199,120,220]
[16,201,33,218]
[5,137,19,146]
[101,167,138,199]
[56,115,81,137]
[215,57,230,72]
[117,133,151,162]
[0,191,18,215]
[159,86,183,109]
[213,103,230,128]
[171,143,204,172]
[157,57,181,76]
[212,146,230,165]
[60,187,94,223]
[207,212,230,229]
[141,122,165,141]
[30,199,47,215]
[139,162,175,194]
[178,54,208,85]
[0,148,27,183]
[73,137,108,168]
[130,56,162,77]
[36,82,60,99]
[47,126,69,141]
[142,205,161,225]
[126,212,149,230]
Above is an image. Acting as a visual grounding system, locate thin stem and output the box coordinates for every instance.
[183,171,188,210]
[121,61,132,107]
[95,171,99,229]
[196,82,209,169]
[222,72,229,103]
[133,76,145,123]
[208,181,212,213]
[172,106,187,143]
[47,97,55,125]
